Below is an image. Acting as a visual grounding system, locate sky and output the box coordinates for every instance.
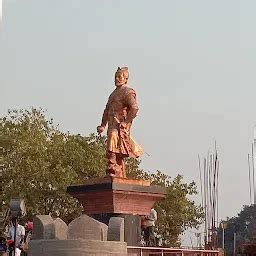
[1,0,256,245]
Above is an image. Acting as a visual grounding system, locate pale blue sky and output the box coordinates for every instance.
[1,0,256,243]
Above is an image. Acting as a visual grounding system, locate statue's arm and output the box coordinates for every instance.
[101,102,109,128]
[125,90,139,124]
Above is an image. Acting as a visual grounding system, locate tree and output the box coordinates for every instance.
[0,108,106,221]
[217,204,256,255]
[1,107,203,245]
[143,171,204,246]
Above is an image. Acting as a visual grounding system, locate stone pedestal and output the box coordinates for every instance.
[30,214,128,256]
[29,239,127,256]
[91,213,141,246]
[67,177,166,245]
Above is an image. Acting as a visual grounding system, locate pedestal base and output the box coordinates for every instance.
[67,177,166,216]
[91,213,141,246]
[67,177,166,246]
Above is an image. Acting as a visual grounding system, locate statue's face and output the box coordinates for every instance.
[115,72,126,87]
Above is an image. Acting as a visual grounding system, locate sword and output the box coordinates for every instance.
[113,116,149,157]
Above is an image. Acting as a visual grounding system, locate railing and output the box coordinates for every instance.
[127,246,221,256]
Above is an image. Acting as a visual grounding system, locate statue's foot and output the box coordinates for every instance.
[106,167,115,177]
[106,168,124,178]
[122,170,127,179]
[106,162,126,178]
[114,168,126,178]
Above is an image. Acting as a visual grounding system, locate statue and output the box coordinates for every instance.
[97,67,143,178]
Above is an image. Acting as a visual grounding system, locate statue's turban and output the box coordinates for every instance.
[116,66,129,80]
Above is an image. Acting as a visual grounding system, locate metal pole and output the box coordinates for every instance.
[13,217,17,256]
[252,143,255,204]
[222,226,225,251]
[233,232,236,256]
[248,154,252,205]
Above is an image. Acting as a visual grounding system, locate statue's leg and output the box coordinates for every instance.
[116,154,126,178]
[106,151,116,176]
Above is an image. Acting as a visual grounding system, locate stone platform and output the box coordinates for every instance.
[67,177,166,246]
[67,177,166,216]
[29,215,127,256]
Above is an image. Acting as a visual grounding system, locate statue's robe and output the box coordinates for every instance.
[101,85,143,158]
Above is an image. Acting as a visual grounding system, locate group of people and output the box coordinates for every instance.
[0,218,33,256]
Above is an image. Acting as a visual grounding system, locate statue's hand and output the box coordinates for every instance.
[120,122,127,129]
[97,125,105,134]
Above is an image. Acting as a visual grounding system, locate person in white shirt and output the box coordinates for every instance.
[7,218,25,256]
[144,208,157,246]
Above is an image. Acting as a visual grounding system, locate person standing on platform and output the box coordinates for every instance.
[145,208,157,246]
[7,218,25,256]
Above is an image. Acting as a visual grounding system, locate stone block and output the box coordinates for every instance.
[92,214,141,246]
[122,215,141,246]
[28,239,127,256]
[107,217,124,242]
[67,214,108,241]
[32,215,54,240]
[53,217,68,240]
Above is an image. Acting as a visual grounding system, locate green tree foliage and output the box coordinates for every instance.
[218,204,256,255]
[0,108,106,221]
[143,171,204,246]
[1,108,203,245]
[125,157,144,179]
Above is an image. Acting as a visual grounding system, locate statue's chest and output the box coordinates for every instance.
[108,90,126,109]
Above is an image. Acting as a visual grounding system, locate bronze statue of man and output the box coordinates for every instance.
[97,67,142,178]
